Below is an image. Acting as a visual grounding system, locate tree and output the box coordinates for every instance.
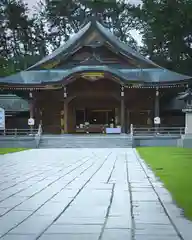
[132,0,192,75]
[40,0,139,50]
[0,0,49,76]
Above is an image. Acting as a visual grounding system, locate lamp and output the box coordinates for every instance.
[63,87,67,98]
[121,85,124,97]
[29,92,33,98]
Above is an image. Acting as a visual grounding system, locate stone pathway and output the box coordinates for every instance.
[0,148,191,240]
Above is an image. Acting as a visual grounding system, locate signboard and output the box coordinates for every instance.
[28,118,35,126]
[81,72,104,81]
[154,117,161,125]
[0,107,5,130]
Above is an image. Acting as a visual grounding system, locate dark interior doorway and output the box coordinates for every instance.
[75,108,116,133]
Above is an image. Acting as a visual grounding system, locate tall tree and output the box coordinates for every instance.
[132,0,192,74]
[0,0,49,76]
[40,0,139,50]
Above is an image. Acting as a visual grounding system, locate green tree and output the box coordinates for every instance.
[0,0,49,76]
[41,0,139,50]
[133,0,192,74]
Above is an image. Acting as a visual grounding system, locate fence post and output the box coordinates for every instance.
[30,126,33,135]
[130,124,133,136]
[14,128,17,137]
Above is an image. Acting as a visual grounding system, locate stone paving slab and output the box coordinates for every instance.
[39,234,99,240]
[0,148,192,239]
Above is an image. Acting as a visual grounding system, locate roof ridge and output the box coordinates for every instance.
[27,21,92,70]
[95,21,161,68]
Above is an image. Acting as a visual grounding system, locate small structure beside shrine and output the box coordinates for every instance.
[0,94,29,131]
[177,89,192,147]
[0,19,191,136]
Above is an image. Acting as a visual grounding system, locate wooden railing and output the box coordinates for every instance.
[131,126,185,136]
[0,128,39,136]
[0,125,42,148]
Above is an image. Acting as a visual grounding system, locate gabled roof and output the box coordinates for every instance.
[27,21,92,70]
[0,19,191,86]
[0,94,29,112]
[28,20,159,70]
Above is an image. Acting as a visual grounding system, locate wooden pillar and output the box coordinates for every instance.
[63,86,68,134]
[127,109,130,133]
[64,101,68,133]
[29,91,34,118]
[40,109,43,125]
[154,87,160,132]
[29,91,34,133]
[115,108,119,126]
[60,110,64,134]
[121,85,125,133]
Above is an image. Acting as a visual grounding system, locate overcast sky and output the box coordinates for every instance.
[25,0,141,9]
[24,0,142,45]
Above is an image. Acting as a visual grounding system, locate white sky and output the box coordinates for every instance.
[24,0,142,45]
[25,0,142,8]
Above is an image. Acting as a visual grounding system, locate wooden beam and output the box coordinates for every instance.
[29,92,34,118]
[154,87,160,132]
[64,101,68,133]
[121,86,125,133]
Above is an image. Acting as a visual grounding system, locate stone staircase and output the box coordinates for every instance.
[39,134,133,148]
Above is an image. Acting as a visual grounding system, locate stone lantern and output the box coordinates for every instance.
[177,88,192,147]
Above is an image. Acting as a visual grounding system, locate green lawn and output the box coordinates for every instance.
[137,147,192,220]
[0,148,28,154]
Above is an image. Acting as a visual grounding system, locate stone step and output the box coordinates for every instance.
[39,135,133,148]
[40,144,131,148]
[39,140,132,144]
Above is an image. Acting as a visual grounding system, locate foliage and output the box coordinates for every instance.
[0,0,48,76]
[42,0,139,49]
[132,0,192,75]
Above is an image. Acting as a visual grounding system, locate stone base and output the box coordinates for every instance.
[178,134,192,148]
[184,112,192,134]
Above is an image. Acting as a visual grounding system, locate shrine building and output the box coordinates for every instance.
[0,20,191,134]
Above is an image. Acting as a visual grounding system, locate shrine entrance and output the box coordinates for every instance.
[57,76,124,134]
[75,108,116,134]
[65,91,121,134]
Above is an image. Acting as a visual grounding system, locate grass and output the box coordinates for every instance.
[0,148,28,155]
[137,147,192,220]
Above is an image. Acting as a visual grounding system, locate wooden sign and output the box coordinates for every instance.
[154,117,161,125]
[81,72,104,81]
[28,118,35,126]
